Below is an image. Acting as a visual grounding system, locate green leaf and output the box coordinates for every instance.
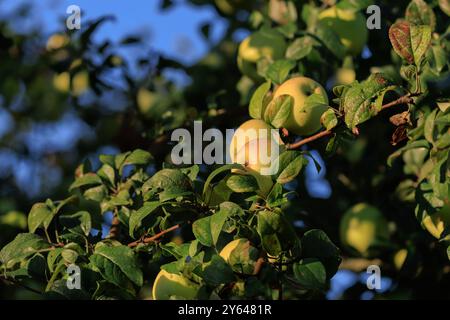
[387,139,430,166]
[285,37,315,60]
[129,201,161,237]
[92,245,143,287]
[28,203,53,233]
[301,229,341,278]
[274,151,305,184]
[389,21,431,66]
[320,108,339,130]
[97,164,115,186]
[143,169,193,202]
[263,94,293,128]
[405,0,436,31]
[69,173,103,192]
[201,255,235,286]
[210,210,229,246]
[315,24,346,59]
[192,216,213,247]
[424,109,438,144]
[59,211,92,236]
[264,59,296,85]
[226,174,259,193]
[292,258,327,290]
[341,73,396,129]
[0,233,50,269]
[122,149,152,168]
[257,209,299,256]
[202,164,243,200]
[249,81,271,119]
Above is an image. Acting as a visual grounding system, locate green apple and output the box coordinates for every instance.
[272,76,329,136]
[340,203,389,257]
[237,30,286,82]
[152,269,200,300]
[420,204,450,239]
[318,6,368,55]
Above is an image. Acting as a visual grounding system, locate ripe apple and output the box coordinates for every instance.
[340,203,389,257]
[420,204,450,239]
[318,6,368,55]
[229,119,284,196]
[152,269,200,300]
[237,30,286,82]
[272,76,329,136]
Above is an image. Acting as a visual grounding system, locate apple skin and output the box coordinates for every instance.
[420,204,450,239]
[272,76,329,136]
[340,203,389,257]
[152,269,200,300]
[237,30,286,82]
[229,119,284,196]
[318,6,368,55]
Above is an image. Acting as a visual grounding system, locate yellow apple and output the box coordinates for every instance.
[420,205,450,239]
[46,33,69,51]
[229,119,285,196]
[318,6,368,55]
[340,203,389,257]
[272,76,329,136]
[237,30,286,82]
[393,248,408,271]
[152,269,200,300]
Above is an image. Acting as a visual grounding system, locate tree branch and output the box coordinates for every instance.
[286,130,333,150]
[128,224,181,248]
[286,93,415,150]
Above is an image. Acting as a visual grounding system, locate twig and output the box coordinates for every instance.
[286,130,333,150]
[128,224,181,247]
[381,95,414,110]
[287,94,416,150]
[253,257,265,276]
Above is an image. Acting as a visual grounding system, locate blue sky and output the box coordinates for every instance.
[0,0,228,65]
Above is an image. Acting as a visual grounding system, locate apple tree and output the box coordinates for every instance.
[0,0,449,300]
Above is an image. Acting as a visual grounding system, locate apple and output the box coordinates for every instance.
[152,269,200,300]
[214,0,252,15]
[420,204,450,239]
[340,203,389,257]
[393,248,408,271]
[318,6,368,55]
[46,33,69,51]
[229,119,284,196]
[237,30,286,82]
[272,76,329,136]
[220,238,259,275]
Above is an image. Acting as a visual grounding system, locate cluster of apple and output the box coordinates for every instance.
[150,4,373,299]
